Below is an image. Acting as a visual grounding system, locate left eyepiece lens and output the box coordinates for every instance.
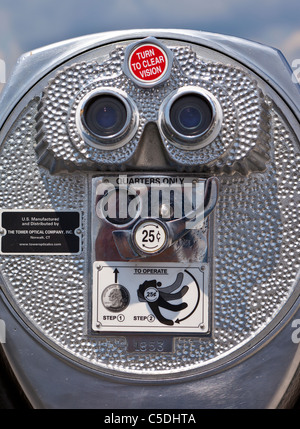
[77,89,138,149]
[82,95,128,139]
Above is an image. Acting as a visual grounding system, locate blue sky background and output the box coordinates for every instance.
[0,0,299,80]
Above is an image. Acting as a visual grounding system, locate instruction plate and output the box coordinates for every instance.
[92,261,209,334]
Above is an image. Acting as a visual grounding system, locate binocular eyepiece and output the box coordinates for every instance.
[78,85,221,151]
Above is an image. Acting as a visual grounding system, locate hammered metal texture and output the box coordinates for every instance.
[0,45,299,376]
[35,44,270,175]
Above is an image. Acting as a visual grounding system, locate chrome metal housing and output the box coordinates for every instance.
[0,29,299,410]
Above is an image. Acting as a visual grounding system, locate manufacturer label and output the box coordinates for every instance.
[0,210,81,254]
[128,43,168,83]
[92,261,209,334]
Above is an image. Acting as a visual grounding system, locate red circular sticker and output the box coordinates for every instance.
[128,44,168,84]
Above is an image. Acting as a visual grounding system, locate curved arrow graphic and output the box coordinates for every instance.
[175,269,200,324]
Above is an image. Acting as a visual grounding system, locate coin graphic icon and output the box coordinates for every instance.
[102,284,130,313]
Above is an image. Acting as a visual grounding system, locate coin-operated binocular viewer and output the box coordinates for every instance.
[0,29,299,409]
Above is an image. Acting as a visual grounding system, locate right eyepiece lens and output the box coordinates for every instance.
[170,94,213,138]
[179,106,202,129]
